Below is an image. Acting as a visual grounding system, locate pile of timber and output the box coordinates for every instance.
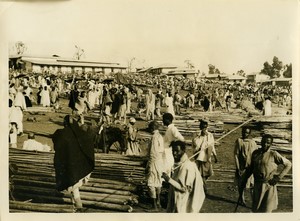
[252,137,292,153]
[92,154,147,185]
[189,111,248,124]
[262,129,292,141]
[138,119,223,147]
[210,166,292,188]
[9,148,148,213]
[24,106,53,113]
[253,116,292,130]
[10,200,74,213]
[251,116,292,153]
[138,130,220,147]
[156,119,225,137]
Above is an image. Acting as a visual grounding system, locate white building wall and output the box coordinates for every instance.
[104,68,112,74]
[32,64,42,73]
[84,67,93,72]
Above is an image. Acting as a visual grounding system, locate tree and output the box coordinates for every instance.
[208,64,215,74]
[236,70,246,77]
[73,45,85,60]
[14,41,27,55]
[283,63,292,78]
[261,56,283,79]
[184,60,195,69]
[272,56,283,78]
[261,61,273,77]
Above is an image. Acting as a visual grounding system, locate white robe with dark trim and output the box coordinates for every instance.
[167,153,205,213]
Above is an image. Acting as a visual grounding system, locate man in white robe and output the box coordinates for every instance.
[162,140,205,213]
[12,87,27,134]
[23,133,51,152]
[146,120,165,210]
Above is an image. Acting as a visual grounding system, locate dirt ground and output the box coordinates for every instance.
[15,96,293,213]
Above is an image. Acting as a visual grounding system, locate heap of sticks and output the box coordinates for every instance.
[254,116,292,130]
[157,119,225,137]
[252,137,292,153]
[252,116,293,153]
[190,111,248,124]
[9,148,148,213]
[138,119,224,147]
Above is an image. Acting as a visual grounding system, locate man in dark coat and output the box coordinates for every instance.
[68,85,79,112]
[52,115,95,211]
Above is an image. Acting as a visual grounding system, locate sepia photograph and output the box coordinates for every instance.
[0,0,299,220]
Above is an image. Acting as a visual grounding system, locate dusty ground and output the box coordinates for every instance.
[15,96,293,213]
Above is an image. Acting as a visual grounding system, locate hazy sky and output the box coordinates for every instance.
[1,0,298,74]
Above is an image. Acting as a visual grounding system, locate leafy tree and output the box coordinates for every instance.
[15,41,27,55]
[208,64,215,74]
[283,63,292,78]
[272,56,283,78]
[261,56,283,78]
[236,70,246,77]
[261,61,273,77]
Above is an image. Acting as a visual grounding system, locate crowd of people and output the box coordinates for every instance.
[8,69,292,213]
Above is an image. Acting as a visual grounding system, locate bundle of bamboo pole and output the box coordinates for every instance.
[9,200,74,213]
[9,148,148,213]
[189,112,248,124]
[252,135,292,153]
[24,106,53,113]
[262,129,292,141]
[254,116,292,130]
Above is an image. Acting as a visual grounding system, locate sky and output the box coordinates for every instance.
[0,0,298,74]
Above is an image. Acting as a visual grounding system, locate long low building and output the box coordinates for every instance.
[9,55,127,74]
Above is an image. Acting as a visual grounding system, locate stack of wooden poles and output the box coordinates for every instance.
[189,111,248,124]
[138,120,224,147]
[252,137,292,153]
[24,106,53,113]
[9,148,148,213]
[254,116,292,130]
[158,119,225,137]
[252,116,292,153]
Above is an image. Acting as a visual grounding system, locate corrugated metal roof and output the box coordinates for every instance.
[137,67,153,73]
[265,77,292,82]
[204,74,227,78]
[20,57,126,68]
[227,75,246,80]
[152,63,177,69]
[168,70,196,75]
